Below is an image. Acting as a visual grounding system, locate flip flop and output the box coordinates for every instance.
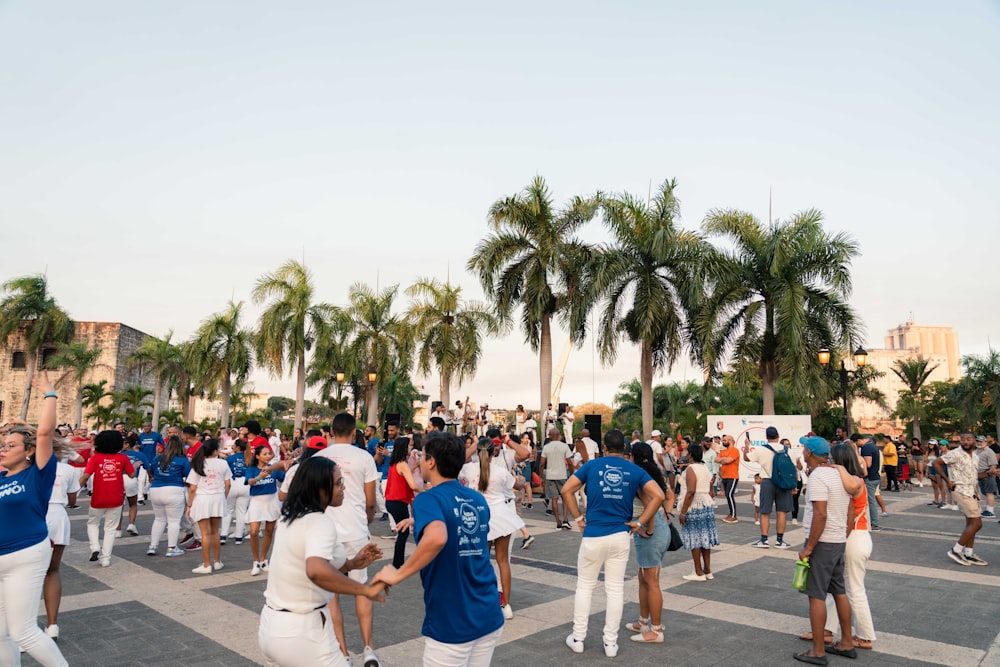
[825,644,858,659]
[852,637,872,649]
[799,630,834,641]
[793,651,828,665]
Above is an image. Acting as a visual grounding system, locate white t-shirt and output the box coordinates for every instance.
[186,458,232,496]
[50,461,81,506]
[458,460,514,505]
[317,444,379,544]
[264,512,346,613]
[580,437,599,462]
[748,442,784,478]
[802,466,850,544]
[541,440,573,480]
[542,409,557,427]
[647,440,665,470]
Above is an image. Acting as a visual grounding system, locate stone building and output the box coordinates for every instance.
[853,320,960,429]
[0,321,161,426]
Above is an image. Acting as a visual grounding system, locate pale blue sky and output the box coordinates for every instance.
[2,1,998,408]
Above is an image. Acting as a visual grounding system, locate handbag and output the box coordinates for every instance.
[666,520,684,552]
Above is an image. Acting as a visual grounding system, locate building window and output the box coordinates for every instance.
[10,351,26,370]
[41,348,58,366]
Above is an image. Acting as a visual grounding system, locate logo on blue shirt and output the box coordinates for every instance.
[602,467,624,488]
[458,502,480,534]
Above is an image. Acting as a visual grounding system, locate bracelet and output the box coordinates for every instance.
[644,530,654,536]
[573,515,585,523]
[43,392,58,399]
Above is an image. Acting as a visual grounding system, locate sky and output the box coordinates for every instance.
[2,1,999,411]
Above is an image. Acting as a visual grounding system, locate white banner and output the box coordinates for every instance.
[706,415,813,481]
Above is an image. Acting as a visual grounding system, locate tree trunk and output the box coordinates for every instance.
[20,353,36,420]
[75,381,84,428]
[539,313,552,412]
[367,384,379,428]
[640,345,654,438]
[221,373,232,429]
[294,351,306,435]
[912,417,922,442]
[440,370,452,411]
[761,376,775,416]
[151,373,162,430]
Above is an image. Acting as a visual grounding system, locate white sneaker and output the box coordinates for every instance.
[191,564,213,574]
[362,645,381,667]
[127,524,139,536]
[682,573,707,581]
[502,604,513,620]
[45,624,59,640]
[260,559,269,571]
[213,561,224,571]
[115,530,122,538]
[754,520,760,525]
[604,642,619,657]
[99,557,111,568]
[565,634,584,654]
[791,518,799,525]
[251,562,261,576]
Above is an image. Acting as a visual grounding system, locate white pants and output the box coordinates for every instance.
[0,539,68,666]
[149,486,186,548]
[824,530,876,641]
[223,480,250,538]
[87,506,120,558]
[137,467,149,501]
[423,627,502,667]
[571,531,630,646]
[375,478,387,516]
[258,604,348,667]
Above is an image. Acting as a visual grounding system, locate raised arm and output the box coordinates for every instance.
[33,371,57,469]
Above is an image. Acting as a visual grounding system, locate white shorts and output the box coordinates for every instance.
[486,500,524,541]
[190,494,226,522]
[124,475,138,498]
[341,536,371,584]
[46,504,71,546]
[247,494,281,523]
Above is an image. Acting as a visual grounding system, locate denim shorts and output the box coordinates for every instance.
[633,512,670,568]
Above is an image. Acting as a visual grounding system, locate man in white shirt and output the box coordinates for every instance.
[317,413,383,667]
[578,429,600,462]
[560,406,575,443]
[647,430,666,471]
[541,428,574,529]
[268,428,281,450]
[542,404,558,433]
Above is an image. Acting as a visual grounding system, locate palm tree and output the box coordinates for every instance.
[87,404,116,430]
[468,176,597,412]
[307,307,357,413]
[378,368,423,427]
[252,260,336,434]
[81,380,112,411]
[157,408,184,429]
[612,379,643,431]
[113,386,154,428]
[46,341,102,428]
[890,356,939,440]
[0,274,74,418]
[191,301,254,428]
[699,209,862,415]
[592,179,705,436]
[406,277,497,408]
[128,332,183,430]
[961,347,1000,442]
[345,283,411,427]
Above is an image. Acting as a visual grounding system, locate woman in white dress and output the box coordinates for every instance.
[43,451,81,640]
[459,437,524,620]
[186,440,232,574]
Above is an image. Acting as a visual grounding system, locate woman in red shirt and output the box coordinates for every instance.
[383,437,419,568]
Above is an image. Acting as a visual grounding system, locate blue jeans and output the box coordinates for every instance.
[865,479,880,528]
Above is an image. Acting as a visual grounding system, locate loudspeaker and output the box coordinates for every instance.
[558,402,569,415]
[384,413,401,426]
[584,414,602,447]
[431,401,443,412]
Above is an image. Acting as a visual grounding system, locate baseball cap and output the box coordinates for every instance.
[928,438,938,445]
[976,435,987,442]
[765,426,779,439]
[938,439,949,446]
[651,430,662,437]
[306,436,327,450]
[799,435,831,456]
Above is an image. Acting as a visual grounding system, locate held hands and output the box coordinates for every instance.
[372,564,402,588]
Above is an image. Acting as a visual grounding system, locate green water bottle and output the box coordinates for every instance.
[793,557,810,591]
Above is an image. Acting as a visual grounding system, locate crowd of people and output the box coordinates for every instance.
[2,379,997,666]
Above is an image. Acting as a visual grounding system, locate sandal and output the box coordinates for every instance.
[630,624,664,643]
[798,630,833,641]
[852,637,872,649]
[625,617,649,632]
[793,651,828,666]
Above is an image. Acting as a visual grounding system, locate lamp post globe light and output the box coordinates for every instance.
[334,369,378,421]
[818,346,868,434]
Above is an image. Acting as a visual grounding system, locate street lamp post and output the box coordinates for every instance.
[818,347,869,434]
[335,369,377,421]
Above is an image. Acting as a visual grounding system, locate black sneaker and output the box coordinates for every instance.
[560,521,572,530]
[545,509,554,516]
[520,535,535,549]
[89,551,100,562]
[947,550,971,566]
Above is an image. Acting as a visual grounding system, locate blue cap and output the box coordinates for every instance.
[799,436,831,457]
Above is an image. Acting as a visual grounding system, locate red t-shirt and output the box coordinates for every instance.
[249,436,273,454]
[185,441,203,461]
[84,453,135,508]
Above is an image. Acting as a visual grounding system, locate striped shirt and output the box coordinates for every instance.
[803,466,851,544]
[941,447,979,498]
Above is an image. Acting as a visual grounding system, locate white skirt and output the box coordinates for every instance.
[123,475,139,498]
[487,500,525,541]
[46,504,71,546]
[247,494,281,523]
[190,494,226,522]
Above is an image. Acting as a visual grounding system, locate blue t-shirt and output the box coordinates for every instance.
[573,457,653,538]
[0,455,57,555]
[246,466,284,496]
[367,438,395,479]
[860,442,881,481]
[124,449,149,471]
[412,480,504,644]
[226,453,247,478]
[137,431,165,463]
[150,455,191,488]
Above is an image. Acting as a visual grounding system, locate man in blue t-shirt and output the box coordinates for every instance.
[137,422,164,464]
[369,421,397,522]
[373,431,504,665]
[560,429,664,658]
[857,433,882,531]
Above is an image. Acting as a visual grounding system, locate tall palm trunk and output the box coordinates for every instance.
[640,345,654,437]
[539,313,552,412]
[294,351,306,435]
[367,384,379,428]
[912,417,922,442]
[440,371,452,411]
[74,380,84,428]
[151,375,162,431]
[20,353,37,419]
[761,306,777,416]
[221,373,232,429]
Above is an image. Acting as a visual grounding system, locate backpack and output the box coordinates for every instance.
[763,444,797,490]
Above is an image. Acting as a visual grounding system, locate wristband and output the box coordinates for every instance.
[43,392,58,399]
[574,515,585,523]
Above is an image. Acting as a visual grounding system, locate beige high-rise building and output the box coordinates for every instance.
[853,320,960,428]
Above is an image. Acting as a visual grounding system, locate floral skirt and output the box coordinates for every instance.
[681,503,719,551]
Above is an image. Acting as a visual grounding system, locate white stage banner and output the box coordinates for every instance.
[706,415,813,481]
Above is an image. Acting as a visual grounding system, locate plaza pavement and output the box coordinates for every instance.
[24,483,1000,667]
